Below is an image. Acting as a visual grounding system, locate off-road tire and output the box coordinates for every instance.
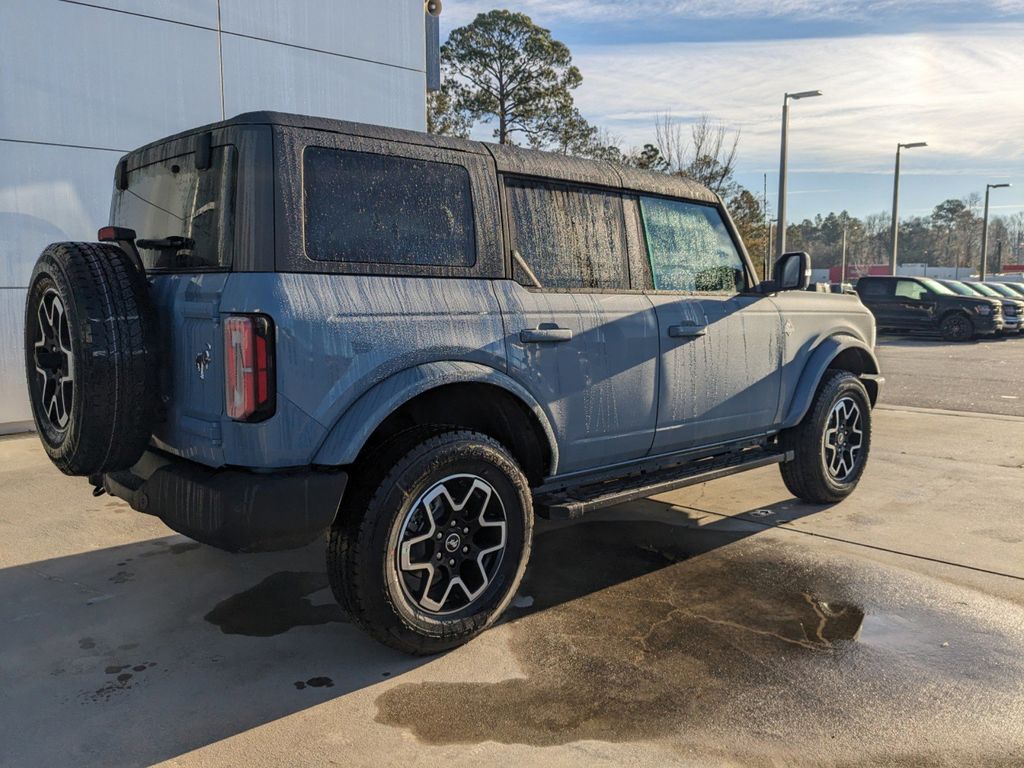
[939,312,974,342]
[327,429,533,655]
[779,370,872,504]
[24,242,158,476]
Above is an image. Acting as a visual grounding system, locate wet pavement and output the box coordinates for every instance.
[1,397,1023,766]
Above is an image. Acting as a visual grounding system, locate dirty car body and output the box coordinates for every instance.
[25,112,881,652]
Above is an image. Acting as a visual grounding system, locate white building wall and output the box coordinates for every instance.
[0,0,427,432]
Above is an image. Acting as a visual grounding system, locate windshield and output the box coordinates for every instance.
[111,145,236,271]
[1003,283,1024,296]
[986,283,1018,298]
[918,277,955,295]
[941,280,977,297]
[968,282,1001,298]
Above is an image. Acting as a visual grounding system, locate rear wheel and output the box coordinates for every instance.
[939,312,974,342]
[779,370,872,504]
[327,430,532,654]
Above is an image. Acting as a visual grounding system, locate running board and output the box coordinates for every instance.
[534,449,792,520]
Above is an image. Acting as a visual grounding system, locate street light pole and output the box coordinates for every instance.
[980,182,1012,280]
[889,141,927,275]
[775,89,822,267]
[841,227,848,284]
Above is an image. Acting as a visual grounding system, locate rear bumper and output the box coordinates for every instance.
[103,451,347,553]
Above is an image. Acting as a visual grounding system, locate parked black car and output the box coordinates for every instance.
[855,275,1003,341]
[937,280,1023,335]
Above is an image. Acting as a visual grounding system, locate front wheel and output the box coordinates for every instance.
[940,312,974,342]
[779,370,872,504]
[327,430,533,654]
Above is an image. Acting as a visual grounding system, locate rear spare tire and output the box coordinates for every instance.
[24,242,158,476]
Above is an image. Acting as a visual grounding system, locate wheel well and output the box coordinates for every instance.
[356,382,552,486]
[826,346,877,377]
[827,346,880,404]
[939,308,971,323]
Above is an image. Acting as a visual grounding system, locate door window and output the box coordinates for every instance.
[895,280,928,301]
[639,197,746,293]
[303,146,476,267]
[505,179,629,290]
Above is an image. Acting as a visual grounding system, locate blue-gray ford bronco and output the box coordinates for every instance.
[25,112,881,653]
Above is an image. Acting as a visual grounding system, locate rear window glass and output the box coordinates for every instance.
[506,179,628,290]
[112,146,236,270]
[639,197,745,293]
[303,147,476,267]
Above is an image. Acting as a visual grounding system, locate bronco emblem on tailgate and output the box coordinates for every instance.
[195,344,212,380]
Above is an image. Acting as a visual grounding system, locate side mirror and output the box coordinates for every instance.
[773,251,811,291]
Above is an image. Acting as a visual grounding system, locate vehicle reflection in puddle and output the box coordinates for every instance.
[374,516,1023,759]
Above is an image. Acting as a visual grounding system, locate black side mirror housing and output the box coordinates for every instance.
[773,251,812,292]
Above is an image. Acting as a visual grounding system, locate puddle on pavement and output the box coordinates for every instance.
[375,519,1024,759]
[204,571,346,637]
[294,676,335,690]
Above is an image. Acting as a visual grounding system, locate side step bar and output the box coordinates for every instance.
[534,449,793,520]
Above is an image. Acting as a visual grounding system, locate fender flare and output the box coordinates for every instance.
[312,361,560,472]
[781,335,881,429]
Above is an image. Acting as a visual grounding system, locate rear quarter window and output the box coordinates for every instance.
[303,146,476,267]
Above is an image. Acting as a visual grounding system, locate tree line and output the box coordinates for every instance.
[430,10,1023,276]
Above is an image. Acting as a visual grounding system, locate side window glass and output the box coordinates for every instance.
[857,280,888,297]
[505,179,628,291]
[895,281,926,300]
[639,196,745,293]
[303,146,476,267]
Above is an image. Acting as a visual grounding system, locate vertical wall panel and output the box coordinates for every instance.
[220,0,423,72]
[0,1,222,149]
[221,35,426,131]
[0,289,30,430]
[55,0,220,28]
[0,0,426,429]
[0,142,122,287]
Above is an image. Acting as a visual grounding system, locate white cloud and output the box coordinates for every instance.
[570,24,1024,175]
[441,0,1023,27]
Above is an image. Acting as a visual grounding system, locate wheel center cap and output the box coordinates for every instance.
[444,533,462,553]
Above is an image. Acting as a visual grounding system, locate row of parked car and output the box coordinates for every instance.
[852,275,1024,341]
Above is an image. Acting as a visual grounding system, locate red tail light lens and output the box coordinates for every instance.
[224,314,275,422]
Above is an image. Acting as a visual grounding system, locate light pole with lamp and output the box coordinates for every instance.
[980,183,1011,280]
[775,90,822,267]
[889,141,927,275]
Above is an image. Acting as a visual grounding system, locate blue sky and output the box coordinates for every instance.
[442,1,1024,222]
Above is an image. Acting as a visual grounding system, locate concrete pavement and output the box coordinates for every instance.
[2,398,1023,767]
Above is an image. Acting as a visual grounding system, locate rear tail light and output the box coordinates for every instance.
[224,314,275,422]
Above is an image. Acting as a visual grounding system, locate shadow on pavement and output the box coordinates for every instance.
[0,495,813,766]
[6,495,1022,765]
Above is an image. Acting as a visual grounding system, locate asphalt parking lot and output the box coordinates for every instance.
[2,340,1023,767]
[876,334,1024,416]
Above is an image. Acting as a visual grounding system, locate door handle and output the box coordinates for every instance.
[520,327,573,343]
[668,324,707,338]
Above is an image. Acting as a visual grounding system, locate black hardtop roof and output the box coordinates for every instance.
[129,110,720,205]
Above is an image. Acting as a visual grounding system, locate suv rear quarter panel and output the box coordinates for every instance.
[218,272,507,468]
